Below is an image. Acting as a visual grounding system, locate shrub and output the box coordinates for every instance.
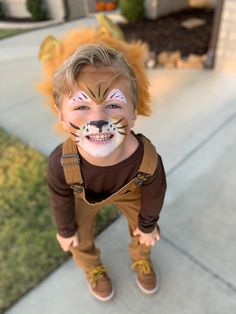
[0,1,5,19]
[119,0,145,22]
[26,0,47,21]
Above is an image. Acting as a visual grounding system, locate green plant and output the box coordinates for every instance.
[0,29,28,39]
[119,0,145,22]
[0,1,5,18]
[0,128,67,312]
[26,0,47,21]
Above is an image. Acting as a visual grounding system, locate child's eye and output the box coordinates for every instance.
[74,105,89,111]
[106,104,121,109]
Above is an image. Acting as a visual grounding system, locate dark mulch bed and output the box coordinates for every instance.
[119,8,214,57]
[0,17,50,22]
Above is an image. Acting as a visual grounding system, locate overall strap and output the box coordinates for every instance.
[60,138,84,189]
[135,134,158,185]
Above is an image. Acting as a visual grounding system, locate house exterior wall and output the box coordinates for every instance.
[216,0,236,71]
[2,0,31,18]
[156,0,189,17]
[189,0,216,7]
[65,0,87,20]
[145,0,189,20]
[2,0,65,20]
[62,0,96,20]
[45,0,64,20]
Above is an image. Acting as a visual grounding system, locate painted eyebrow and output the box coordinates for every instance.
[105,89,127,103]
[69,91,91,104]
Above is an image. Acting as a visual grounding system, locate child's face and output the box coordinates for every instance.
[59,65,137,158]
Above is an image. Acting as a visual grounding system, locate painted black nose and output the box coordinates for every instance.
[89,120,108,132]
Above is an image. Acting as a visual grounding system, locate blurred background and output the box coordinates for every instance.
[0,1,236,313]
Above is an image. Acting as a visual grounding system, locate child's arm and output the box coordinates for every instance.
[56,232,79,251]
[137,154,167,245]
[133,226,160,247]
[47,145,78,245]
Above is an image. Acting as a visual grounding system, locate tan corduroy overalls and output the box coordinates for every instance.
[61,134,158,273]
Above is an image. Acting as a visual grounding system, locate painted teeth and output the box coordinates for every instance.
[89,134,111,141]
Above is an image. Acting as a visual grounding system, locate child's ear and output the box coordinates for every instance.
[130,109,137,128]
[54,106,69,131]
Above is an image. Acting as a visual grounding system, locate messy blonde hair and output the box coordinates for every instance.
[53,43,137,108]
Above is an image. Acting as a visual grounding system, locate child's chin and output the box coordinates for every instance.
[79,136,124,157]
[89,147,115,158]
[81,142,117,158]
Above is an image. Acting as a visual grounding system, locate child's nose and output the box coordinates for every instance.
[89,120,108,133]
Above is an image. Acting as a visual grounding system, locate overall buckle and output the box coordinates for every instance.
[134,172,151,186]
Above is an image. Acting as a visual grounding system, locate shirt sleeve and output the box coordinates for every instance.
[47,145,77,238]
[138,154,167,233]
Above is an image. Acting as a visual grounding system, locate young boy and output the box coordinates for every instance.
[47,43,167,301]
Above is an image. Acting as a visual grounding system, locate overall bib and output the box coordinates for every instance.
[61,134,159,273]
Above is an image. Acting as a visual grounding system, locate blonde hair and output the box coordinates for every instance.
[53,43,137,108]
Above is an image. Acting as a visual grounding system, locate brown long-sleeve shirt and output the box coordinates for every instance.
[47,134,167,237]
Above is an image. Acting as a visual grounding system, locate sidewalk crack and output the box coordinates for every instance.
[161,234,236,293]
[167,110,236,177]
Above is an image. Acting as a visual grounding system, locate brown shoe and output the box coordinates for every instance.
[87,265,115,301]
[131,259,159,294]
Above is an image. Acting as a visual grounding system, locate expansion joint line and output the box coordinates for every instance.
[163,110,236,292]
[166,110,236,177]
[161,234,236,293]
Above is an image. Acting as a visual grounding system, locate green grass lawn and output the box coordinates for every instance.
[0,29,28,39]
[0,127,119,312]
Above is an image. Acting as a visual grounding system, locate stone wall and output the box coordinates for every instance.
[216,0,236,71]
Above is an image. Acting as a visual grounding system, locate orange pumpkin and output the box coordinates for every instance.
[105,2,117,11]
[96,2,106,11]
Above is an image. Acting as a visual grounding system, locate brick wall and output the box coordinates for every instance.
[216,0,236,71]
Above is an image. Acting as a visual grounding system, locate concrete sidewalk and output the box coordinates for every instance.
[1,16,236,314]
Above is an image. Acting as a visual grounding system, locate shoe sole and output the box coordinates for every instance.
[88,283,115,302]
[135,275,159,295]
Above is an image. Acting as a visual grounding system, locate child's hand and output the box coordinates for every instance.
[56,232,79,251]
[133,226,160,247]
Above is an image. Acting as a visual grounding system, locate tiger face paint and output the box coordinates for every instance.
[59,65,137,158]
[67,115,129,157]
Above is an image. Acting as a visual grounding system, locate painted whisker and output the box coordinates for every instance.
[70,132,78,137]
[114,118,124,125]
[117,125,127,129]
[70,122,81,130]
[118,131,126,135]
